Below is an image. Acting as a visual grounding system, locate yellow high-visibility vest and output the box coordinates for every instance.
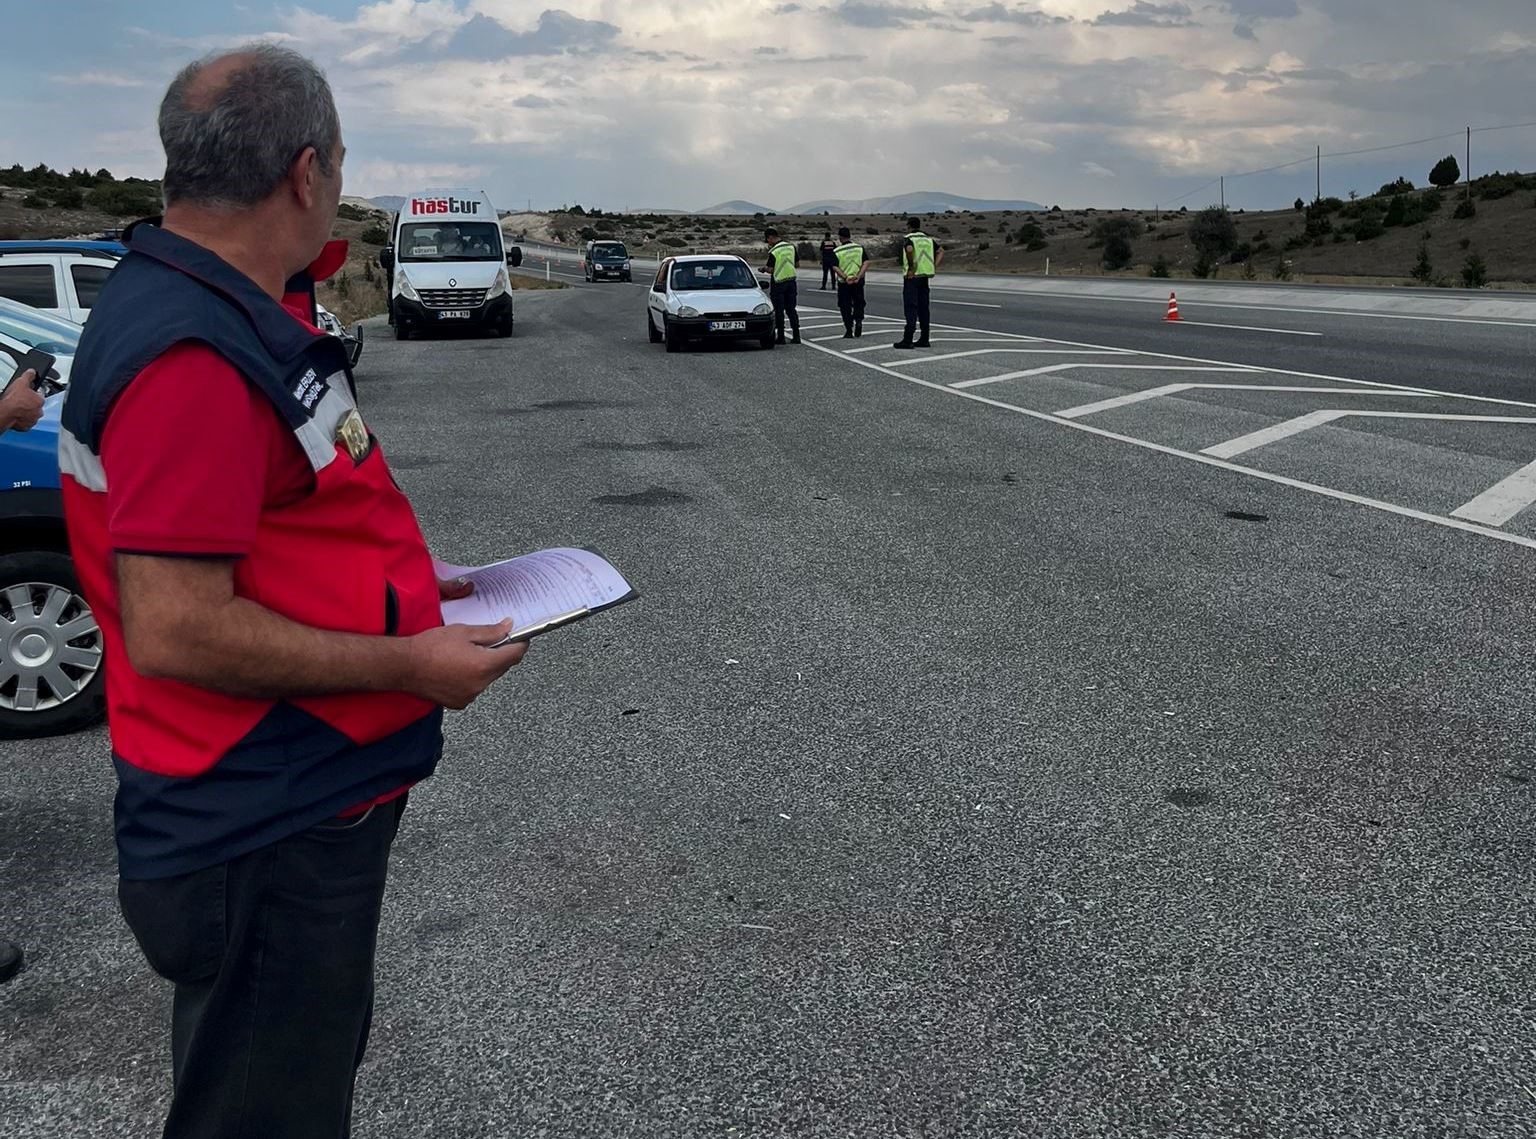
[769,242,798,282]
[905,232,936,277]
[835,243,865,279]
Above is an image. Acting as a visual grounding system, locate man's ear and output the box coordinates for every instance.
[290,145,321,209]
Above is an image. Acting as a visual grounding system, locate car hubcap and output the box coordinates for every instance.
[0,583,103,713]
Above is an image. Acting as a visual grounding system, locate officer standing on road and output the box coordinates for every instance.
[893,216,943,350]
[60,44,526,1137]
[0,369,44,987]
[833,225,867,339]
[764,227,801,345]
[820,230,837,290]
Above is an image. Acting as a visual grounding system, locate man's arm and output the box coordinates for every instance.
[118,555,524,710]
[902,240,915,278]
[935,245,946,271]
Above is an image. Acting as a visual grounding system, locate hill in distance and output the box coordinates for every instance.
[696,199,775,215]
[785,191,1046,215]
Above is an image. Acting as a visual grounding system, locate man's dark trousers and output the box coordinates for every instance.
[837,279,866,334]
[770,279,800,342]
[119,796,408,1138]
[902,276,931,345]
[821,263,835,289]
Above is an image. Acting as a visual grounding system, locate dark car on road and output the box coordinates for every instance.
[584,240,632,283]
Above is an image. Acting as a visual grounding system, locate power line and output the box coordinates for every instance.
[1163,117,1536,207]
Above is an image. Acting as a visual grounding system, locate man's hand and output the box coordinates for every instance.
[0,373,45,434]
[404,622,526,710]
[439,576,473,602]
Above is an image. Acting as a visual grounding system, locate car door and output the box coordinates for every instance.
[65,259,114,322]
[0,257,66,320]
[650,260,671,318]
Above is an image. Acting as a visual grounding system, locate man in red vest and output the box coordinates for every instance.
[60,44,525,1137]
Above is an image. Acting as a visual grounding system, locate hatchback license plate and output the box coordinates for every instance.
[437,310,470,320]
[709,320,746,332]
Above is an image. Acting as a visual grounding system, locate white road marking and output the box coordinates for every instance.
[840,310,1536,413]
[861,280,1536,329]
[931,299,1003,308]
[1057,384,1436,419]
[1451,457,1536,527]
[885,348,1133,367]
[1203,409,1536,460]
[952,364,1254,391]
[1169,319,1322,337]
[800,339,1536,552]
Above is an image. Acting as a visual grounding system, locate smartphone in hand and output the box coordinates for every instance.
[4,349,59,397]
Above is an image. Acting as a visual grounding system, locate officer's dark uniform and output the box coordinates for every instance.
[834,239,867,338]
[896,229,939,349]
[766,240,801,344]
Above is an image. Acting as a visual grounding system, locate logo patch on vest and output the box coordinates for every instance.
[290,367,330,412]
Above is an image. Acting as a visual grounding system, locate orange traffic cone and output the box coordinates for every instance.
[1164,292,1182,322]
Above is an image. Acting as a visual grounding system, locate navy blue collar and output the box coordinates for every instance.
[125,222,321,365]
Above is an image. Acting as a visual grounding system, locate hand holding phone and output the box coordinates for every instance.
[4,349,57,396]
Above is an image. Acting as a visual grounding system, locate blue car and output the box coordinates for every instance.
[0,300,105,738]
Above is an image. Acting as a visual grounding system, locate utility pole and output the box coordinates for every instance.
[1316,145,1321,203]
[1220,176,1225,212]
[1466,126,1472,202]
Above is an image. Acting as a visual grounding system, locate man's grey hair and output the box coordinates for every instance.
[159,42,340,209]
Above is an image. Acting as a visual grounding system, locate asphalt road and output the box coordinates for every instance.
[3,279,1535,1137]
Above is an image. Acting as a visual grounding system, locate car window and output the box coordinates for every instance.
[670,260,755,290]
[70,263,113,309]
[0,264,59,309]
[653,262,670,292]
[397,222,502,262]
[0,296,80,353]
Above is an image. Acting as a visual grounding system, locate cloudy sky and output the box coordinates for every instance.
[2,1,1533,212]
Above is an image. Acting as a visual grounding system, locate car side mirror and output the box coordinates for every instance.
[507,246,523,268]
[379,247,394,270]
[756,275,771,289]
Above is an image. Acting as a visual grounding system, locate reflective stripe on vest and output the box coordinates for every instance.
[770,242,797,282]
[835,243,865,278]
[906,232,936,277]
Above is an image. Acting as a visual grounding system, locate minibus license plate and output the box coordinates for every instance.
[437,310,470,320]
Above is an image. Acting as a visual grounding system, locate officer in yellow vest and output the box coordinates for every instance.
[833,225,867,339]
[762,227,801,345]
[894,216,943,350]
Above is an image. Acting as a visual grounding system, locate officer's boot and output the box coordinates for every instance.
[842,320,854,339]
[915,322,931,348]
[854,320,863,338]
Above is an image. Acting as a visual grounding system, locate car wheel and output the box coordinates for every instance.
[664,318,681,353]
[0,551,106,739]
[394,322,410,341]
[648,312,663,344]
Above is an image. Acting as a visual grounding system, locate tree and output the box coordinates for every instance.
[1102,233,1134,270]
[1428,155,1461,189]
[1150,255,1171,279]
[1410,241,1433,283]
[1188,207,1237,260]
[1461,252,1487,288]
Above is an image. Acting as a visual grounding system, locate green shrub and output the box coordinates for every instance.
[1102,233,1133,270]
[336,203,371,221]
[51,187,84,210]
[1191,253,1214,279]
[1461,252,1487,288]
[1453,197,1477,220]
[1150,255,1171,278]
[661,236,687,247]
[1273,255,1292,281]
[1188,207,1237,259]
[1025,237,1048,252]
[359,222,389,245]
[85,182,159,216]
[1374,177,1414,198]
[20,193,49,209]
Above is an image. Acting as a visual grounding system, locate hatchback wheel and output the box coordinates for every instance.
[0,551,106,739]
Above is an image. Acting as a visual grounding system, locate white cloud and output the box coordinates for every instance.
[1081,161,1116,177]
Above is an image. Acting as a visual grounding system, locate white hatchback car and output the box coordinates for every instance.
[646,255,776,352]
